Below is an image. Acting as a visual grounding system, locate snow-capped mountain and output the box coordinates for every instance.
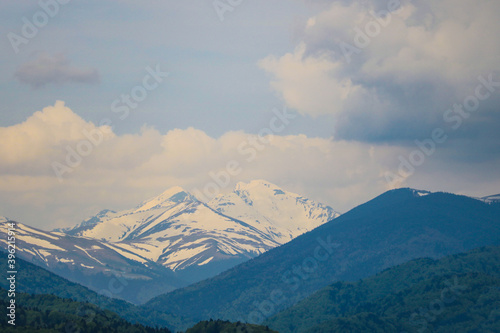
[479,194,500,204]
[0,220,184,303]
[65,186,282,273]
[208,180,340,243]
[54,209,115,234]
[64,181,338,275]
[0,221,150,274]
[0,180,338,302]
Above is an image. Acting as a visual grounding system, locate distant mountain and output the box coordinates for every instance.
[54,208,116,234]
[61,180,337,282]
[144,188,500,327]
[0,221,185,304]
[479,193,500,204]
[208,180,340,244]
[264,245,500,332]
[64,186,280,277]
[0,180,337,303]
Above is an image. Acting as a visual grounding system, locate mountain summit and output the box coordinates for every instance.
[65,181,337,275]
[2,181,337,302]
[208,180,340,243]
[134,186,195,212]
[22,180,338,293]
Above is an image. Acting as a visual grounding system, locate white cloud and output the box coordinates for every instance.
[1,102,499,230]
[0,102,408,229]
[259,43,365,117]
[0,101,113,172]
[259,0,500,140]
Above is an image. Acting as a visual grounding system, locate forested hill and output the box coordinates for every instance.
[265,245,500,332]
[0,288,171,333]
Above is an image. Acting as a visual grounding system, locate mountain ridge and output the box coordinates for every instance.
[60,180,337,274]
[0,180,338,303]
[144,188,500,327]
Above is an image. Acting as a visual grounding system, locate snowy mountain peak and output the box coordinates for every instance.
[135,186,195,212]
[233,180,302,203]
[235,179,281,192]
[59,180,340,276]
[478,194,500,204]
[209,180,340,243]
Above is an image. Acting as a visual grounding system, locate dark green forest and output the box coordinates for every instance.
[0,288,170,333]
[265,246,500,332]
[186,320,277,333]
[0,254,193,330]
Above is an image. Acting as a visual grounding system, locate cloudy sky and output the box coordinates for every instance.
[1,0,499,229]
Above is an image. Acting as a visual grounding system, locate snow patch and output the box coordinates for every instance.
[58,258,74,263]
[74,245,105,265]
[197,257,213,266]
[105,243,149,264]
[20,224,59,240]
[20,235,65,251]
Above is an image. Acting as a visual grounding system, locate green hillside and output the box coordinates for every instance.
[0,288,170,333]
[0,254,277,332]
[0,254,194,330]
[265,246,500,332]
[186,319,278,333]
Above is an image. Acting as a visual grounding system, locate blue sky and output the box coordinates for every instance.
[0,0,321,136]
[1,0,499,229]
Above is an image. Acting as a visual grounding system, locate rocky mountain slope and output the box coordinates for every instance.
[0,180,338,302]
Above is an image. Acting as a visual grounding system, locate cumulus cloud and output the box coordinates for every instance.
[0,101,407,228]
[14,52,100,88]
[260,0,500,142]
[259,43,366,117]
[0,101,113,174]
[1,102,499,229]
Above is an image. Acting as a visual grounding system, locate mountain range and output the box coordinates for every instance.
[264,245,500,332]
[143,188,500,328]
[0,180,338,303]
[2,233,499,332]
[1,186,499,332]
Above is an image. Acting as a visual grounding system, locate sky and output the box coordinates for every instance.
[1,0,499,229]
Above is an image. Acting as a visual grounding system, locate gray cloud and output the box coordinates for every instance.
[261,0,500,149]
[15,52,100,88]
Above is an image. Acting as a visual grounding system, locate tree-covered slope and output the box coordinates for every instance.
[185,319,278,333]
[0,288,171,333]
[265,245,500,332]
[0,254,194,330]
